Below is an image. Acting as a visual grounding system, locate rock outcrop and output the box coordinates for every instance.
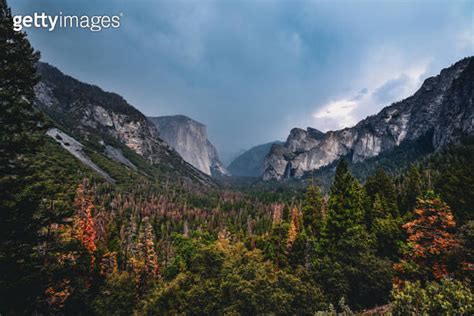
[47,128,115,183]
[263,57,474,181]
[148,115,229,177]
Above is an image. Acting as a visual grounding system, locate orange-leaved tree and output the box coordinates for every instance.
[140,217,159,279]
[287,207,300,250]
[73,181,97,268]
[394,191,458,284]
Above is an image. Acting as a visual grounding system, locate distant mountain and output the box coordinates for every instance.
[228,141,282,177]
[148,115,229,177]
[34,62,214,186]
[264,57,474,181]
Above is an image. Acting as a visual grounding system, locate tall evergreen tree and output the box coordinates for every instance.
[365,170,404,259]
[371,193,403,260]
[0,0,43,313]
[302,184,324,239]
[287,207,308,267]
[365,168,399,220]
[400,165,423,214]
[316,160,392,309]
[0,0,42,170]
[323,159,368,255]
[300,184,324,267]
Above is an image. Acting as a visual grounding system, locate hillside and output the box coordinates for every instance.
[34,62,215,186]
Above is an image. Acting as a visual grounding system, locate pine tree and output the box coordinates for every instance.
[400,165,422,214]
[371,193,403,260]
[365,168,399,222]
[457,222,474,279]
[316,160,393,309]
[300,184,325,267]
[323,159,368,255]
[302,184,324,239]
[266,222,290,268]
[0,0,42,172]
[0,1,44,312]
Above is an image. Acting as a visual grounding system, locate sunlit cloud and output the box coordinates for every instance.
[313,98,360,131]
[312,56,430,131]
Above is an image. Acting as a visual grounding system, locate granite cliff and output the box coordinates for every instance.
[263,57,474,181]
[148,115,229,177]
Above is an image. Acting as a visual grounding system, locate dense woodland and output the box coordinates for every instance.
[1,1,473,315]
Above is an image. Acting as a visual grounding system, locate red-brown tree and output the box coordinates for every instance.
[395,191,458,283]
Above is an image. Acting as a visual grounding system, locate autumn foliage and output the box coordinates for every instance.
[140,218,160,278]
[287,207,300,249]
[100,252,118,277]
[395,191,458,283]
[44,279,72,312]
[73,181,97,267]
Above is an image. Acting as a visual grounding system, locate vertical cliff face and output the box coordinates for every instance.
[433,58,474,148]
[148,115,229,177]
[263,57,474,181]
[34,62,215,185]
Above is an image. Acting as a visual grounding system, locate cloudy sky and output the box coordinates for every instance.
[11,0,474,164]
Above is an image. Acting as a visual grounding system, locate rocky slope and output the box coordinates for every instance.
[47,128,115,183]
[228,141,282,177]
[263,57,474,181]
[34,62,214,185]
[148,115,229,177]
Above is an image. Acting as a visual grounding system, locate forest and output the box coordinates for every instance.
[1,1,473,315]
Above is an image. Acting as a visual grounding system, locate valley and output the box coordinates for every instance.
[1,0,473,314]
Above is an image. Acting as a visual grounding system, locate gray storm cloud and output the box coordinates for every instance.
[10,0,474,160]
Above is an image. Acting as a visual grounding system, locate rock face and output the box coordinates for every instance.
[228,141,282,177]
[263,57,474,181]
[47,128,115,183]
[148,115,229,177]
[35,62,213,185]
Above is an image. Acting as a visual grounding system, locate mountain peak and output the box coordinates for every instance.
[263,57,474,181]
[148,116,229,177]
[155,114,204,126]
